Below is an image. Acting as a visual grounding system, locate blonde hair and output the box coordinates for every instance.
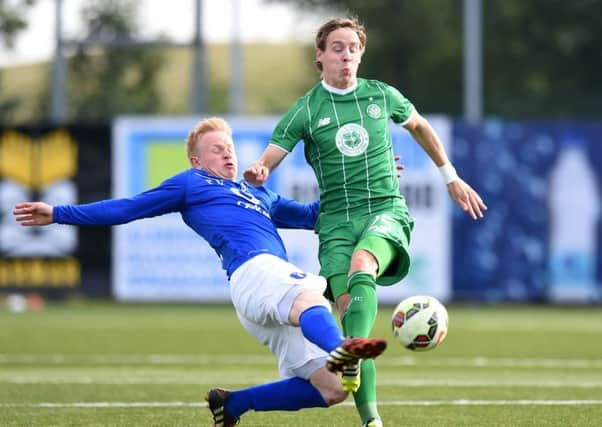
[186,117,232,157]
[314,17,367,71]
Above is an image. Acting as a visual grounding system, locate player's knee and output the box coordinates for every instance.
[349,250,378,276]
[310,367,349,405]
[288,290,332,325]
[319,382,348,406]
[325,388,348,406]
[295,290,331,312]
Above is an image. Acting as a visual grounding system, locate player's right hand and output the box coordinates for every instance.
[13,202,54,226]
[447,179,487,220]
[243,163,270,186]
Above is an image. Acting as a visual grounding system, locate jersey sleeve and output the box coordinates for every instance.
[267,189,319,230]
[269,97,309,153]
[386,83,415,126]
[53,173,187,226]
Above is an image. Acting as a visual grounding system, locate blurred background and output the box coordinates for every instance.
[1,0,601,307]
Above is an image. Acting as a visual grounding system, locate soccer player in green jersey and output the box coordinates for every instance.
[244,17,487,427]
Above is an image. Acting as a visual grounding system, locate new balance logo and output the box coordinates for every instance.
[318,117,331,127]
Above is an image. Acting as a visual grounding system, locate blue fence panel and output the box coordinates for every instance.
[452,120,602,303]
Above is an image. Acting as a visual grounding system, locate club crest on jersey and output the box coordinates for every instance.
[366,103,382,119]
[335,123,369,157]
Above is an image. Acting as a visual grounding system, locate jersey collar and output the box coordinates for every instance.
[320,79,358,95]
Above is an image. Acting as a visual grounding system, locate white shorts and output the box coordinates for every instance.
[229,254,329,379]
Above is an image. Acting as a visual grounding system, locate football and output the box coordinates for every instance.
[391,295,449,351]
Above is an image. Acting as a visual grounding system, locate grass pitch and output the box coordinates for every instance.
[1,301,601,426]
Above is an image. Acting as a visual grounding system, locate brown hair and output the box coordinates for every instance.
[314,17,367,71]
[186,117,232,157]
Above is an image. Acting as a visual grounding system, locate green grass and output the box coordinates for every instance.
[1,302,602,426]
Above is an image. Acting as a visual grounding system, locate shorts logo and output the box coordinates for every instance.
[368,214,396,234]
[290,272,307,279]
[335,123,369,157]
[366,103,382,119]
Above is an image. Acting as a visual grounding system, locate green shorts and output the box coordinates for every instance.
[318,208,415,287]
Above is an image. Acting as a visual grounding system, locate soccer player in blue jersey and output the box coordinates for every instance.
[13,117,388,427]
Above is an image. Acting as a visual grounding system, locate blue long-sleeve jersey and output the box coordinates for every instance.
[53,168,319,277]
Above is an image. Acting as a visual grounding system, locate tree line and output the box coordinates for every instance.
[1,0,601,122]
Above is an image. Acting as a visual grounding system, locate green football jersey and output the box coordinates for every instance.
[270,78,414,229]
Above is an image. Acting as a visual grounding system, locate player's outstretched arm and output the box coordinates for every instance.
[404,111,487,220]
[13,202,54,226]
[243,145,288,186]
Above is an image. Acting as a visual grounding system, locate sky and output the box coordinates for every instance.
[0,0,331,67]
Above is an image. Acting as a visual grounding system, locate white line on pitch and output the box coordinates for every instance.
[1,354,602,369]
[379,400,602,406]
[2,377,602,388]
[1,400,602,408]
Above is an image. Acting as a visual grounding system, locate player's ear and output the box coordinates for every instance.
[315,48,324,67]
[189,155,201,168]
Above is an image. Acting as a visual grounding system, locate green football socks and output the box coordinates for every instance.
[336,237,396,425]
[344,272,378,338]
[356,395,380,426]
[343,272,380,424]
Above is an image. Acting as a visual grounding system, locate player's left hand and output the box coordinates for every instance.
[394,155,405,178]
[447,179,487,220]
